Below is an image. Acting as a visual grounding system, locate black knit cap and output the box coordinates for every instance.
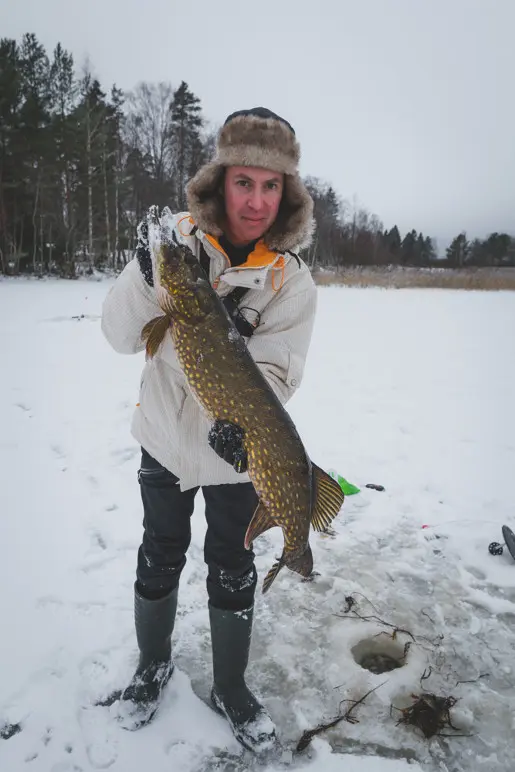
[224,107,296,136]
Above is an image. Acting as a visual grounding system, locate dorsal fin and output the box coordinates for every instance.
[310,463,345,532]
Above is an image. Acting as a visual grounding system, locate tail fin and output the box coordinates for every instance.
[262,545,314,594]
[286,543,314,579]
[262,554,285,594]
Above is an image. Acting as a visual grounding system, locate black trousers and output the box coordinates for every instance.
[136,448,258,611]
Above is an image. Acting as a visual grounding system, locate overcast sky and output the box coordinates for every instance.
[2,0,513,250]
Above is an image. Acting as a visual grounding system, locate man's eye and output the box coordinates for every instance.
[266,182,278,190]
[237,180,250,188]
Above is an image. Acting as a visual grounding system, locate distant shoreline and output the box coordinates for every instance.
[313,266,515,291]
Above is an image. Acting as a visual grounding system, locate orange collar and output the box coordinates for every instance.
[205,234,282,270]
[179,215,286,279]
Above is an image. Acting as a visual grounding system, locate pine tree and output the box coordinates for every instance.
[48,42,77,271]
[384,226,401,262]
[415,233,426,265]
[18,33,52,273]
[0,38,22,273]
[74,72,109,270]
[108,86,125,268]
[401,229,418,265]
[303,177,346,267]
[123,146,154,244]
[169,81,203,210]
[446,233,469,267]
[468,238,484,266]
[421,235,437,264]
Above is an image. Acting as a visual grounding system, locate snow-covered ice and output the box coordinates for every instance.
[1,276,514,772]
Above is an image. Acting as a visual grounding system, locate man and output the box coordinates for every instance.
[101,107,317,751]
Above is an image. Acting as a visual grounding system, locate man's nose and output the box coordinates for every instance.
[248,188,264,210]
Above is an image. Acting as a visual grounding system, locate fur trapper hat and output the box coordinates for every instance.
[186,107,314,252]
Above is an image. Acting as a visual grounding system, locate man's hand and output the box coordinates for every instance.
[208,419,248,473]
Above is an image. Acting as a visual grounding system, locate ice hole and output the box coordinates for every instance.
[351,635,407,674]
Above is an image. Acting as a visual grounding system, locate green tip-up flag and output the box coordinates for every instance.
[328,469,361,496]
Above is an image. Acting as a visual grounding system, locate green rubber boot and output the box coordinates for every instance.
[209,604,277,753]
[117,584,178,730]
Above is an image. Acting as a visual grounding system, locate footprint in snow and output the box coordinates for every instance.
[464,565,515,604]
[80,540,135,574]
[78,654,111,683]
[464,565,487,581]
[81,555,119,574]
[37,596,107,618]
[163,739,213,769]
[90,530,108,551]
[37,595,63,609]
[77,704,118,769]
[474,582,515,605]
[24,726,53,763]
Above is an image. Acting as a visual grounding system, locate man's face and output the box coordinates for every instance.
[223,166,284,246]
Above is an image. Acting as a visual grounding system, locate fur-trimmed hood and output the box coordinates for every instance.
[186,110,314,253]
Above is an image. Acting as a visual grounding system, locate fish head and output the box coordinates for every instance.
[158,240,203,292]
[147,207,212,321]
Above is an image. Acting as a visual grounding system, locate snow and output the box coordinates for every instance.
[1,276,515,772]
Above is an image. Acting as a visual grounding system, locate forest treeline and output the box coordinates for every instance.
[1,34,513,276]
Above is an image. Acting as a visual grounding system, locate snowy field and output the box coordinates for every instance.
[1,276,514,772]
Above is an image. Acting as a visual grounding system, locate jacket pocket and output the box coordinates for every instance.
[138,448,179,486]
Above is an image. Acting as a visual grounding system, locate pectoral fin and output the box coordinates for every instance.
[142,315,171,357]
[310,463,345,532]
[244,501,276,550]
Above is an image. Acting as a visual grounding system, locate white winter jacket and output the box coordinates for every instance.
[101,213,317,490]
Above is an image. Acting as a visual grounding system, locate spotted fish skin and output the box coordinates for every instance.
[143,221,344,593]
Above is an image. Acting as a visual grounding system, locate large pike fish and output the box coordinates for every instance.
[142,209,344,593]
